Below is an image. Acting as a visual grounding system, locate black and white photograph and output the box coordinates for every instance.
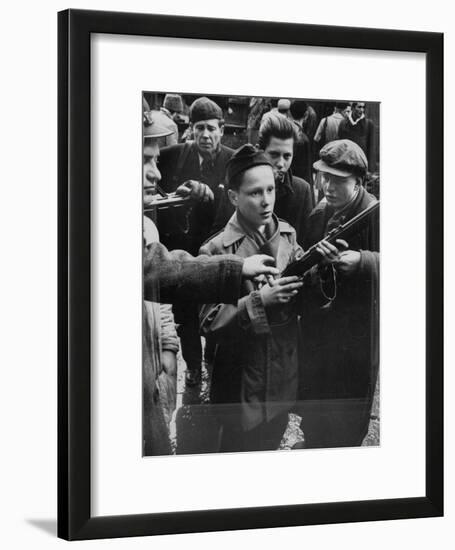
[142,92,380,456]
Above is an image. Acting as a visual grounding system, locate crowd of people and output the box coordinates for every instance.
[142,94,379,455]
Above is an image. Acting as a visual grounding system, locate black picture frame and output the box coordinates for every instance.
[58,8,443,541]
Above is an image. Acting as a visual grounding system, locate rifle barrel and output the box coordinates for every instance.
[282,200,379,278]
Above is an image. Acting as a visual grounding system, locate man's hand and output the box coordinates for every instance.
[259,276,304,307]
[336,250,361,275]
[315,239,360,275]
[242,255,279,280]
[315,238,348,265]
[175,180,214,203]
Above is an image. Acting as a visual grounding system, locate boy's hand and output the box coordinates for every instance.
[259,276,303,307]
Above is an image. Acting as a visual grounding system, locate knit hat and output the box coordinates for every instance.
[313,139,368,177]
[163,93,183,113]
[226,144,273,188]
[189,97,223,123]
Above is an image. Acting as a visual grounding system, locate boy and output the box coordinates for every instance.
[199,144,304,452]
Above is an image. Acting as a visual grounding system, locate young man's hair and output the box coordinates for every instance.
[257,113,298,150]
[335,101,351,111]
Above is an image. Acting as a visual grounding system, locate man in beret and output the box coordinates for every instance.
[298,139,379,449]
[212,113,313,245]
[142,116,279,455]
[157,96,235,386]
[199,144,305,452]
[158,93,184,145]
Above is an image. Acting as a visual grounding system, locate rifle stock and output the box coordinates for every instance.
[282,200,380,278]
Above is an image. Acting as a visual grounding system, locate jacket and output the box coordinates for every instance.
[300,186,379,410]
[143,241,243,305]
[199,213,304,431]
[157,141,234,253]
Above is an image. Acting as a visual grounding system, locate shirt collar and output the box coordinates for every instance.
[222,212,293,247]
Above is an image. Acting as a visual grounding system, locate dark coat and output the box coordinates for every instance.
[157,142,234,254]
[290,123,313,185]
[212,171,313,246]
[142,239,245,455]
[199,214,304,432]
[299,187,379,446]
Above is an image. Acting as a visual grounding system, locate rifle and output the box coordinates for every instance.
[282,200,379,278]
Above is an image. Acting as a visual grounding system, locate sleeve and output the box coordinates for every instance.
[199,243,271,338]
[313,118,325,143]
[143,242,243,304]
[159,304,179,353]
[200,291,270,339]
[358,250,380,280]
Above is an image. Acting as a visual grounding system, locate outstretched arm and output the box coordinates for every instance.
[143,242,278,304]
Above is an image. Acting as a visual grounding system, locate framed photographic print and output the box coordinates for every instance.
[58,8,443,540]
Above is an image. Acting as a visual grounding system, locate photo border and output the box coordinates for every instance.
[58,8,443,540]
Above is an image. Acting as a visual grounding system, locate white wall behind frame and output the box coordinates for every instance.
[0,1,450,549]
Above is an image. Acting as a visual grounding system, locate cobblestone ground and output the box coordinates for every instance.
[169,341,380,454]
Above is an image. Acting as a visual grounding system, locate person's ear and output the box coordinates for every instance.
[219,124,225,137]
[228,189,238,207]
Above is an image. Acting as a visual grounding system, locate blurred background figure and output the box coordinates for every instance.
[299,139,379,449]
[289,100,313,187]
[338,101,377,172]
[314,101,351,149]
[157,97,235,387]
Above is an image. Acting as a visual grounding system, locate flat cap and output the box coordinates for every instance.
[190,97,223,123]
[313,139,368,177]
[226,143,272,188]
[143,110,174,139]
[163,93,183,113]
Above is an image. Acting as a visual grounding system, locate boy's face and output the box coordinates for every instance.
[320,171,358,210]
[264,137,294,183]
[228,165,276,229]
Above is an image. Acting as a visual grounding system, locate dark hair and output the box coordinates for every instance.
[227,172,244,192]
[290,100,308,119]
[257,113,298,149]
[192,118,225,128]
[335,101,351,111]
